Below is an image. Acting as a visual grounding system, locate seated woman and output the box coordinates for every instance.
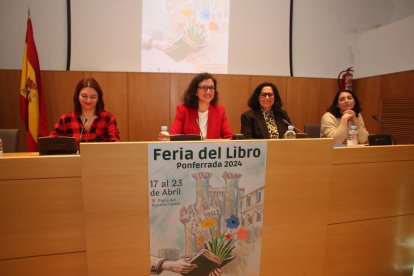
[170,72,233,139]
[50,78,120,144]
[320,89,369,144]
[241,82,292,139]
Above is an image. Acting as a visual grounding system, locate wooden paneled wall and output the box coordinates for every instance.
[355,70,414,137]
[1,70,413,151]
[325,146,414,275]
[0,154,86,276]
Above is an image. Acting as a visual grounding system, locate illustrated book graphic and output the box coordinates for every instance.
[184,249,235,276]
[164,36,206,62]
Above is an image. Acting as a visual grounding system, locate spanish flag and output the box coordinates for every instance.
[20,16,48,151]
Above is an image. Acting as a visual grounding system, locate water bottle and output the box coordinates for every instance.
[158,125,170,141]
[347,125,358,146]
[283,125,296,139]
[0,138,3,156]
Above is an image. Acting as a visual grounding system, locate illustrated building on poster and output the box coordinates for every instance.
[174,171,264,262]
[241,185,264,228]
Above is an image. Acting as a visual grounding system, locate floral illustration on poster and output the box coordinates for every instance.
[148,142,267,275]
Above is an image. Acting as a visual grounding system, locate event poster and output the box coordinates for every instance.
[148,141,267,276]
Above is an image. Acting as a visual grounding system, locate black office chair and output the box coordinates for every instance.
[0,129,19,152]
[304,124,321,138]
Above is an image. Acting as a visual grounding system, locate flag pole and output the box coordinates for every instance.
[20,9,49,151]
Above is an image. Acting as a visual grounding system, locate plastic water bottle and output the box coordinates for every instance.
[0,138,3,156]
[158,125,170,141]
[347,125,358,146]
[283,125,296,139]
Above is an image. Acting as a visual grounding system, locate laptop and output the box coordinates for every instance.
[169,134,202,141]
[38,136,78,155]
[232,134,245,140]
[368,134,392,146]
[295,133,309,139]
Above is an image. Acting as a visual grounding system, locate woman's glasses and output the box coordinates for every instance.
[259,92,274,98]
[198,86,215,92]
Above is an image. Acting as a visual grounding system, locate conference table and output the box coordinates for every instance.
[0,139,413,276]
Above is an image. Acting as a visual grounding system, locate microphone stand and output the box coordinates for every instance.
[282,119,307,135]
[78,117,87,154]
[195,119,204,140]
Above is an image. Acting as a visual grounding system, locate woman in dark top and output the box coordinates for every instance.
[241,82,292,139]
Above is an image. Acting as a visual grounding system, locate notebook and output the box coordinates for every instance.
[38,136,78,155]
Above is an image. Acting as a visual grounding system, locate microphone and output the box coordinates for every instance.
[78,117,87,153]
[371,115,396,144]
[282,119,307,135]
[195,119,204,140]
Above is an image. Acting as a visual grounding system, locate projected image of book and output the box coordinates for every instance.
[165,36,206,62]
[141,0,231,72]
[183,249,235,276]
[165,21,207,62]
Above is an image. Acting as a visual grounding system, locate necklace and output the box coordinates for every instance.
[81,114,97,121]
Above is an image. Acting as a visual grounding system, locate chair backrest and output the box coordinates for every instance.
[304,124,321,138]
[0,129,19,152]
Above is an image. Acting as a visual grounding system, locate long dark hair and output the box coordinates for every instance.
[182,72,218,108]
[248,82,285,116]
[327,89,361,118]
[73,78,105,115]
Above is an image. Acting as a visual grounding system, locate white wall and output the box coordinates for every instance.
[0,0,67,70]
[227,0,290,76]
[292,0,414,78]
[0,0,413,78]
[354,15,414,78]
[71,0,140,72]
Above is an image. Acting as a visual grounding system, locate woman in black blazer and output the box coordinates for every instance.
[241,82,292,139]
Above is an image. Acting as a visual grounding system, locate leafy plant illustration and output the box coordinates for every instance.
[197,215,249,260]
[184,21,207,49]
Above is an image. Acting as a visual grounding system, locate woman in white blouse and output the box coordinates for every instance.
[320,89,369,144]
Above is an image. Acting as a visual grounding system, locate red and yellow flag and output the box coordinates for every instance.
[20,17,48,151]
